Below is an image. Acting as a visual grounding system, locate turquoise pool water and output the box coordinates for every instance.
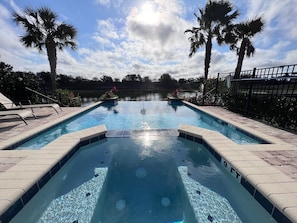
[18,101,261,150]
[11,136,276,223]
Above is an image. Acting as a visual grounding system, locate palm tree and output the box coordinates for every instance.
[185,0,238,101]
[230,17,264,79]
[13,7,77,92]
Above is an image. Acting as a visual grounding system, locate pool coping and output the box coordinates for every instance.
[0,101,297,222]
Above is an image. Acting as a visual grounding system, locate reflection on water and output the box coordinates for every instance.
[82,91,197,106]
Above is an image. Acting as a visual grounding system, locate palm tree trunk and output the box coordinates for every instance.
[202,34,212,104]
[234,39,247,79]
[204,34,212,80]
[46,38,57,93]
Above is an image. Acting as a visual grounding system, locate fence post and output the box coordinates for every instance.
[245,68,257,116]
[252,67,256,78]
[214,73,219,105]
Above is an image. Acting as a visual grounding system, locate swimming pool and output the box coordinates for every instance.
[17,101,263,150]
[10,135,276,223]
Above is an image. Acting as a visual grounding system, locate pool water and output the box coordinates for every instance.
[93,148,193,223]
[11,136,276,223]
[18,101,260,150]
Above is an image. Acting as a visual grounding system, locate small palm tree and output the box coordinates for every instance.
[13,7,77,92]
[185,1,238,103]
[230,17,264,79]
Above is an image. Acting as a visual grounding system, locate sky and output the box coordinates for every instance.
[0,0,297,81]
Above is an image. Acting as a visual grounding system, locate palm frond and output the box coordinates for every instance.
[246,40,255,57]
[38,7,56,33]
[236,17,264,37]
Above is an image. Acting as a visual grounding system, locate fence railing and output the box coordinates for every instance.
[224,64,297,79]
[222,64,297,132]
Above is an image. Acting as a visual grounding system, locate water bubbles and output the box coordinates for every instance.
[135,167,147,179]
[62,174,67,181]
[116,199,126,211]
[161,197,171,207]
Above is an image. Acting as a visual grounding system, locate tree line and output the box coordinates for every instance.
[0,61,204,101]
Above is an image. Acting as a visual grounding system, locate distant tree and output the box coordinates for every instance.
[143,76,152,83]
[159,73,171,82]
[57,74,72,88]
[101,75,113,83]
[0,61,13,74]
[75,76,87,82]
[228,17,264,79]
[0,62,40,101]
[0,61,14,96]
[185,0,238,101]
[159,73,177,87]
[37,71,52,92]
[92,77,99,82]
[178,78,187,85]
[14,71,40,101]
[122,74,142,82]
[187,78,196,83]
[114,78,120,83]
[13,7,77,92]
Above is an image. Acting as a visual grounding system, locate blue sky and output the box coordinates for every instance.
[0,0,296,81]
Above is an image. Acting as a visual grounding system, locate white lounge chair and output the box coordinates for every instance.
[0,92,61,114]
[0,110,33,125]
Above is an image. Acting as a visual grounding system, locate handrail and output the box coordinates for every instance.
[202,87,216,98]
[25,87,60,104]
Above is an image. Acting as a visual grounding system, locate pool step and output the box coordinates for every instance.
[36,168,108,223]
[106,129,179,138]
[91,148,196,223]
[178,166,242,223]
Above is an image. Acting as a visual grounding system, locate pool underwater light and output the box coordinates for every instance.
[161,197,171,207]
[115,199,126,211]
[135,167,147,178]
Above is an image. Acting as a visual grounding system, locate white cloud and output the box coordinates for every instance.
[0,3,48,72]
[125,0,192,66]
[1,0,296,81]
[241,0,297,46]
[76,0,194,80]
[92,35,112,46]
[97,19,121,40]
[284,49,297,64]
[94,0,124,8]
[95,0,111,7]
[111,0,124,8]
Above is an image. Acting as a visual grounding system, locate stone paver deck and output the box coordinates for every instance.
[197,106,297,181]
[0,103,297,222]
[0,107,79,142]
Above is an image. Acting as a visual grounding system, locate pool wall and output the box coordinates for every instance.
[178,123,296,223]
[0,125,107,223]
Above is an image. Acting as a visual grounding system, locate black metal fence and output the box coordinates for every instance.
[223,64,297,132]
